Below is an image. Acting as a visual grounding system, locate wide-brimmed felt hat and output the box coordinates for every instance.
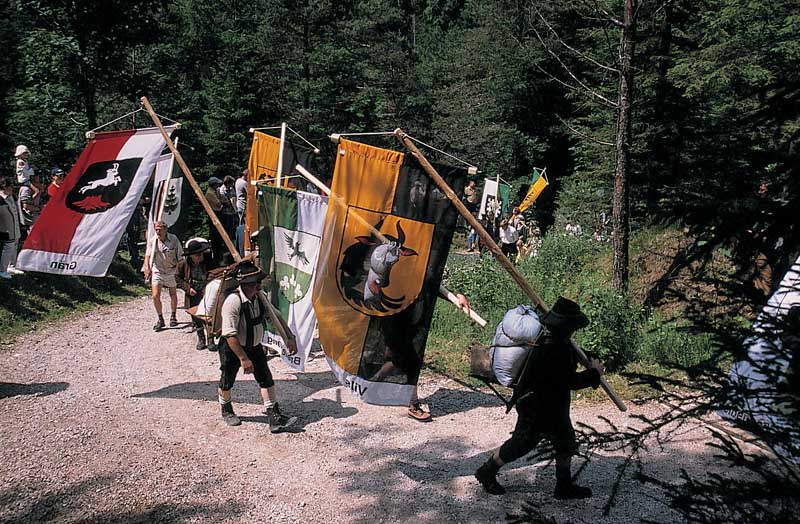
[541,296,589,333]
[208,176,223,187]
[235,261,267,284]
[185,239,211,256]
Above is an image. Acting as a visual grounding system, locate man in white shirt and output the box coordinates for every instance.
[499,219,520,259]
[217,261,297,433]
[144,220,183,330]
[234,169,248,220]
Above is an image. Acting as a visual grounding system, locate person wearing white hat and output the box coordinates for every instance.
[14,145,33,185]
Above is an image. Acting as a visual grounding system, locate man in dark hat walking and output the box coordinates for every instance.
[217,261,297,433]
[475,297,605,499]
[176,238,216,350]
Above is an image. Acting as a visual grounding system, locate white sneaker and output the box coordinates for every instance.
[7,267,24,275]
[0,272,11,280]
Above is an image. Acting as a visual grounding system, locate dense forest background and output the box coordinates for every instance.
[0,0,798,321]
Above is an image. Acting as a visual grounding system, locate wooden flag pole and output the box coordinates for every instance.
[394,128,627,412]
[276,122,287,187]
[292,163,487,328]
[141,97,240,262]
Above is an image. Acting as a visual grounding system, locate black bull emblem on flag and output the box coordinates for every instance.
[340,219,418,312]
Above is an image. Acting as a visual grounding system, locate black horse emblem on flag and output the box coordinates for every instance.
[339,215,428,314]
[66,158,141,214]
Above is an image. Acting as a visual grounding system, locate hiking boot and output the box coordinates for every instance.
[475,461,506,495]
[221,402,241,426]
[265,403,297,433]
[408,401,432,422]
[169,315,178,328]
[153,318,165,331]
[554,482,592,500]
[196,337,207,351]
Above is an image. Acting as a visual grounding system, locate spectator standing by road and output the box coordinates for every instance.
[205,177,225,264]
[0,178,21,280]
[235,169,248,221]
[218,175,238,244]
[18,172,42,246]
[45,168,66,205]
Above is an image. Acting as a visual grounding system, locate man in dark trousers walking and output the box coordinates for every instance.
[475,297,605,499]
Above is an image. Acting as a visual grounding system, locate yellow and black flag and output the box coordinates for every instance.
[245,131,314,250]
[312,139,466,405]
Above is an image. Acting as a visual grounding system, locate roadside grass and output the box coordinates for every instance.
[427,224,738,403]
[0,255,148,345]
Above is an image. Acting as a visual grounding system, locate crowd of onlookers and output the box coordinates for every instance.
[462,180,539,262]
[0,145,67,279]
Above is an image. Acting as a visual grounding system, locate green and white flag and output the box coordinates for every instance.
[257,186,328,371]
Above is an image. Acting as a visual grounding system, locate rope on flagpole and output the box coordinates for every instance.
[249,125,321,154]
[85,106,182,139]
[329,131,480,175]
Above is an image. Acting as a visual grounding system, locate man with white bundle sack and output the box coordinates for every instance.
[475,297,605,500]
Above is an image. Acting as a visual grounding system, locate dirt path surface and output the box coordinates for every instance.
[0,297,759,524]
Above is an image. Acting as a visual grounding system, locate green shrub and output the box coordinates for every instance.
[576,287,643,371]
[637,315,715,368]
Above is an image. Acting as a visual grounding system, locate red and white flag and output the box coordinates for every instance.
[17,126,176,277]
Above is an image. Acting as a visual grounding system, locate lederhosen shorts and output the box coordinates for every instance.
[218,295,274,390]
[498,395,578,463]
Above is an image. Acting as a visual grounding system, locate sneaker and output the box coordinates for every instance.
[475,463,506,495]
[408,401,432,422]
[554,482,592,500]
[0,272,11,280]
[169,316,178,328]
[265,403,297,433]
[7,266,23,275]
[221,402,241,426]
[153,318,165,331]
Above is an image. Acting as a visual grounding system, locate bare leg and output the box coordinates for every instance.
[151,283,163,316]
[168,287,178,315]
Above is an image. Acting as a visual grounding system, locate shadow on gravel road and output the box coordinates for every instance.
[0,475,244,524]
[0,381,68,399]
[132,370,341,405]
[425,387,504,417]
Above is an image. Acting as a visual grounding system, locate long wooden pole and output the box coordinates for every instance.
[394,128,627,412]
[141,97,297,352]
[141,97,240,261]
[276,122,287,187]
[292,163,487,328]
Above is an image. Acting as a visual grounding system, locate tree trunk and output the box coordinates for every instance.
[611,0,636,292]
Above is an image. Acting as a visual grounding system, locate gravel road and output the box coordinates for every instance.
[0,296,762,523]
